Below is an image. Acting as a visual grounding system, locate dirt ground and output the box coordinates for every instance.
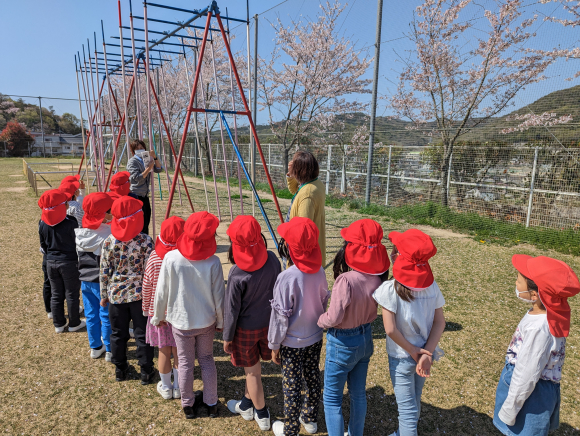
[2,158,579,435]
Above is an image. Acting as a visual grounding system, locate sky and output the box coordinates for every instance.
[1,0,579,123]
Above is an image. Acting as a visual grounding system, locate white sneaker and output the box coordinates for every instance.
[272,420,284,436]
[227,399,254,421]
[299,417,318,434]
[69,320,86,332]
[90,345,106,359]
[157,381,173,400]
[129,328,135,338]
[254,409,271,431]
[105,352,113,362]
[55,325,66,334]
[173,387,181,399]
[79,306,83,313]
[47,312,53,319]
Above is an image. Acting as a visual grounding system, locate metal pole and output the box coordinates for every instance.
[246,1,255,216]
[74,55,90,193]
[118,0,131,157]
[446,152,453,204]
[38,97,45,157]
[385,144,392,206]
[365,0,384,205]
[252,14,258,186]
[326,145,332,195]
[129,0,143,140]
[526,147,539,228]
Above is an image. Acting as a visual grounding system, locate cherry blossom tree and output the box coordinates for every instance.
[257,1,372,174]
[389,0,555,206]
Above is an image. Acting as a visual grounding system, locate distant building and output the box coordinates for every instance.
[30,132,85,156]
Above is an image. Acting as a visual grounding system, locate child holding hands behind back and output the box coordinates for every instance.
[372,229,446,436]
[493,255,580,436]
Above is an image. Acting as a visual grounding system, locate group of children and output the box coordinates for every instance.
[37,171,580,436]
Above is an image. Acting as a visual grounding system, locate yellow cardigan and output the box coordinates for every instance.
[286,177,326,264]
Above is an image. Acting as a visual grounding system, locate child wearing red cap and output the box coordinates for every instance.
[99,196,155,384]
[109,171,131,201]
[75,192,114,361]
[141,216,185,401]
[152,211,225,420]
[59,176,85,227]
[223,215,282,431]
[268,217,329,436]
[372,229,446,436]
[493,255,580,436]
[318,219,390,436]
[38,189,86,334]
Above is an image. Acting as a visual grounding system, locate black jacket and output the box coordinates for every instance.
[38,216,79,262]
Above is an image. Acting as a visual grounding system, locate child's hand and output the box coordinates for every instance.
[410,346,432,363]
[272,349,281,365]
[100,298,109,307]
[79,180,85,190]
[223,341,233,354]
[416,354,433,377]
[215,328,223,333]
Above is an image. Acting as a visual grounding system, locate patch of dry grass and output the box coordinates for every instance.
[1,157,579,435]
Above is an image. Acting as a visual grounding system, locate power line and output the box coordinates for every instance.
[3,94,85,102]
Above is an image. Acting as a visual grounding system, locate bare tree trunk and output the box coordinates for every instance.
[440,141,453,207]
[283,147,290,177]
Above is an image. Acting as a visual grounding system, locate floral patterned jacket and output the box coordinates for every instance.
[100,233,154,304]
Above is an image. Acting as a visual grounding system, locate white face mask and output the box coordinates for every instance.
[515,286,534,303]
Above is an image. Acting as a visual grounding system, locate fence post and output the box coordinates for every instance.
[446,152,453,204]
[326,145,332,195]
[526,147,539,228]
[385,144,392,206]
[268,144,271,172]
[341,146,347,194]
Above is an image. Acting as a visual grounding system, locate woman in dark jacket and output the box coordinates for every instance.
[126,139,163,235]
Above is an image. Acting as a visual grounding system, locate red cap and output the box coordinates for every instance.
[340,219,390,275]
[59,180,80,200]
[177,211,219,261]
[156,216,186,260]
[388,229,437,289]
[110,171,131,197]
[512,255,580,337]
[38,189,68,226]
[110,196,144,242]
[277,217,322,274]
[61,175,81,184]
[82,193,114,230]
[226,215,268,272]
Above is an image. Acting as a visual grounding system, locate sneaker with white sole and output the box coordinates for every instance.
[55,325,66,334]
[173,387,181,399]
[105,352,113,362]
[157,381,173,400]
[254,410,271,431]
[69,320,86,332]
[272,420,285,436]
[47,312,53,319]
[90,345,106,359]
[299,417,318,434]
[227,399,254,421]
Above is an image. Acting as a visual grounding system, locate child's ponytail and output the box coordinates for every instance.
[395,280,415,302]
[278,237,293,267]
[332,241,350,279]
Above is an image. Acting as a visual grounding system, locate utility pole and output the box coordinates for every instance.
[252,14,258,185]
[365,0,384,205]
[38,97,46,157]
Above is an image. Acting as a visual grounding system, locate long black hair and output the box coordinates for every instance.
[333,240,390,282]
[277,237,294,267]
[228,234,268,265]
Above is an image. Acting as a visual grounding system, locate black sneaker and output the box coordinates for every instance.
[115,365,128,382]
[204,402,219,418]
[183,406,196,419]
[140,367,156,386]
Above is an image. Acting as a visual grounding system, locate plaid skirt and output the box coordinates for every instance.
[230,326,271,367]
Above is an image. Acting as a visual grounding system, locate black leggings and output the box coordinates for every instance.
[129,193,151,235]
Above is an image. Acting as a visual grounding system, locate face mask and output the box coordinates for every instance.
[515,286,534,303]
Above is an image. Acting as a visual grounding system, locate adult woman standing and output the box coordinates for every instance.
[126,140,163,235]
[286,150,326,264]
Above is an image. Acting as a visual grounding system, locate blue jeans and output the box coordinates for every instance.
[323,323,374,436]
[388,356,426,436]
[493,363,560,436]
[81,281,111,351]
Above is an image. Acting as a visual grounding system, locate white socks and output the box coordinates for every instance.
[172,368,179,389]
[160,371,172,391]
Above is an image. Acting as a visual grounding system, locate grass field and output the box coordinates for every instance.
[2,157,580,435]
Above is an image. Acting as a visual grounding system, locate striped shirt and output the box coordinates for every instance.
[67,200,84,227]
[142,250,163,317]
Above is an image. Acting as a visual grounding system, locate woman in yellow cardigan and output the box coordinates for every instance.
[286,150,326,264]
